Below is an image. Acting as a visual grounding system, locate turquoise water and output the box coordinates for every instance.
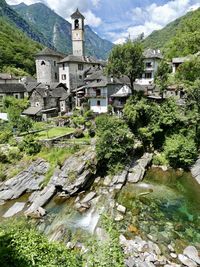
[117,168,200,251]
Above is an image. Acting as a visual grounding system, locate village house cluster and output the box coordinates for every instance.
[0,9,193,120]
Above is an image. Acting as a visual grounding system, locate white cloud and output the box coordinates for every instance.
[6,0,103,27]
[127,0,200,40]
[83,10,102,27]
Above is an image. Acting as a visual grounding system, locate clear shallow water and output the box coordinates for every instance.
[117,168,200,251]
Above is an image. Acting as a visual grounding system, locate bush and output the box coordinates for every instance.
[0,129,12,144]
[7,147,22,162]
[152,153,169,166]
[0,221,82,267]
[164,133,197,168]
[73,128,84,138]
[18,135,41,155]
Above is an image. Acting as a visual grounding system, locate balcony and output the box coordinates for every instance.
[85,93,107,98]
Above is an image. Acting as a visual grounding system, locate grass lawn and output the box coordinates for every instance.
[36,127,75,140]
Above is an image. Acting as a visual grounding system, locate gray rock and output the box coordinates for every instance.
[81,192,96,204]
[25,185,56,216]
[3,202,26,218]
[50,148,97,195]
[110,170,128,190]
[0,159,49,201]
[170,253,177,259]
[25,206,46,219]
[178,254,197,267]
[128,153,153,183]
[117,204,126,214]
[191,157,200,184]
[114,213,124,221]
[183,246,200,264]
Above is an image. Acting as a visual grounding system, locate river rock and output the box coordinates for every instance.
[0,159,49,201]
[183,246,200,264]
[178,254,197,267]
[25,184,56,216]
[3,202,26,218]
[50,148,97,195]
[128,153,153,183]
[25,206,46,219]
[81,192,96,204]
[109,170,128,190]
[117,204,126,214]
[191,157,200,184]
[115,213,124,221]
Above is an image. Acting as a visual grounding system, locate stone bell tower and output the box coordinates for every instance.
[71,8,85,57]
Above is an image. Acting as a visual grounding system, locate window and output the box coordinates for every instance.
[78,64,83,71]
[14,94,19,99]
[35,102,40,107]
[55,73,58,80]
[79,75,82,80]
[61,74,66,80]
[96,89,101,97]
[97,100,101,106]
[54,61,56,66]
[146,62,152,68]
[75,19,79,29]
[41,61,45,65]
[145,72,152,79]
[62,63,65,70]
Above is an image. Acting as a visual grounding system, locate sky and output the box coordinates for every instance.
[6,0,200,44]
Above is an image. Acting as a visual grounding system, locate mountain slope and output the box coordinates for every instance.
[143,8,200,58]
[0,0,52,48]
[0,16,42,75]
[12,2,113,59]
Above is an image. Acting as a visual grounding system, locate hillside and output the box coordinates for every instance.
[0,16,42,75]
[12,2,114,60]
[143,8,200,58]
[0,0,52,48]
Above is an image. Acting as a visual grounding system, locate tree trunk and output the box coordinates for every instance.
[129,76,135,95]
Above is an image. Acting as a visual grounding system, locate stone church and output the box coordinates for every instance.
[35,9,102,91]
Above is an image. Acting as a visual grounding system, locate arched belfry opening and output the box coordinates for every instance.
[74,19,79,29]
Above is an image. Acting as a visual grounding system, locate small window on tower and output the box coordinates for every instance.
[97,100,101,106]
[55,73,58,80]
[78,64,83,70]
[41,61,45,65]
[75,19,79,29]
[54,61,56,66]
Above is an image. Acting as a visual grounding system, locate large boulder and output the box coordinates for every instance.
[3,202,26,218]
[50,147,97,195]
[0,159,49,202]
[128,153,153,183]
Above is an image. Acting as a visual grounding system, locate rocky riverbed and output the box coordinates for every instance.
[0,148,200,267]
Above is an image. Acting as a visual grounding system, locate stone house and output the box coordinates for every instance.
[136,49,163,85]
[23,83,70,120]
[0,82,27,108]
[78,69,123,113]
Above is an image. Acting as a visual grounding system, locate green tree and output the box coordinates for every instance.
[95,114,134,172]
[154,60,171,92]
[106,40,144,93]
[175,56,200,84]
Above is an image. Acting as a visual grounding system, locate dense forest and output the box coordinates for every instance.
[143,8,200,58]
[0,17,42,75]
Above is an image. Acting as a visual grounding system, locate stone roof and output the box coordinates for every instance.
[143,49,163,59]
[23,106,42,115]
[59,55,100,64]
[25,82,41,92]
[0,83,26,93]
[36,47,66,58]
[0,73,19,81]
[111,85,132,98]
[172,57,188,64]
[71,8,85,19]
[33,84,69,100]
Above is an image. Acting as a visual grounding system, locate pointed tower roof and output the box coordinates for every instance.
[71,8,85,19]
[35,47,66,58]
